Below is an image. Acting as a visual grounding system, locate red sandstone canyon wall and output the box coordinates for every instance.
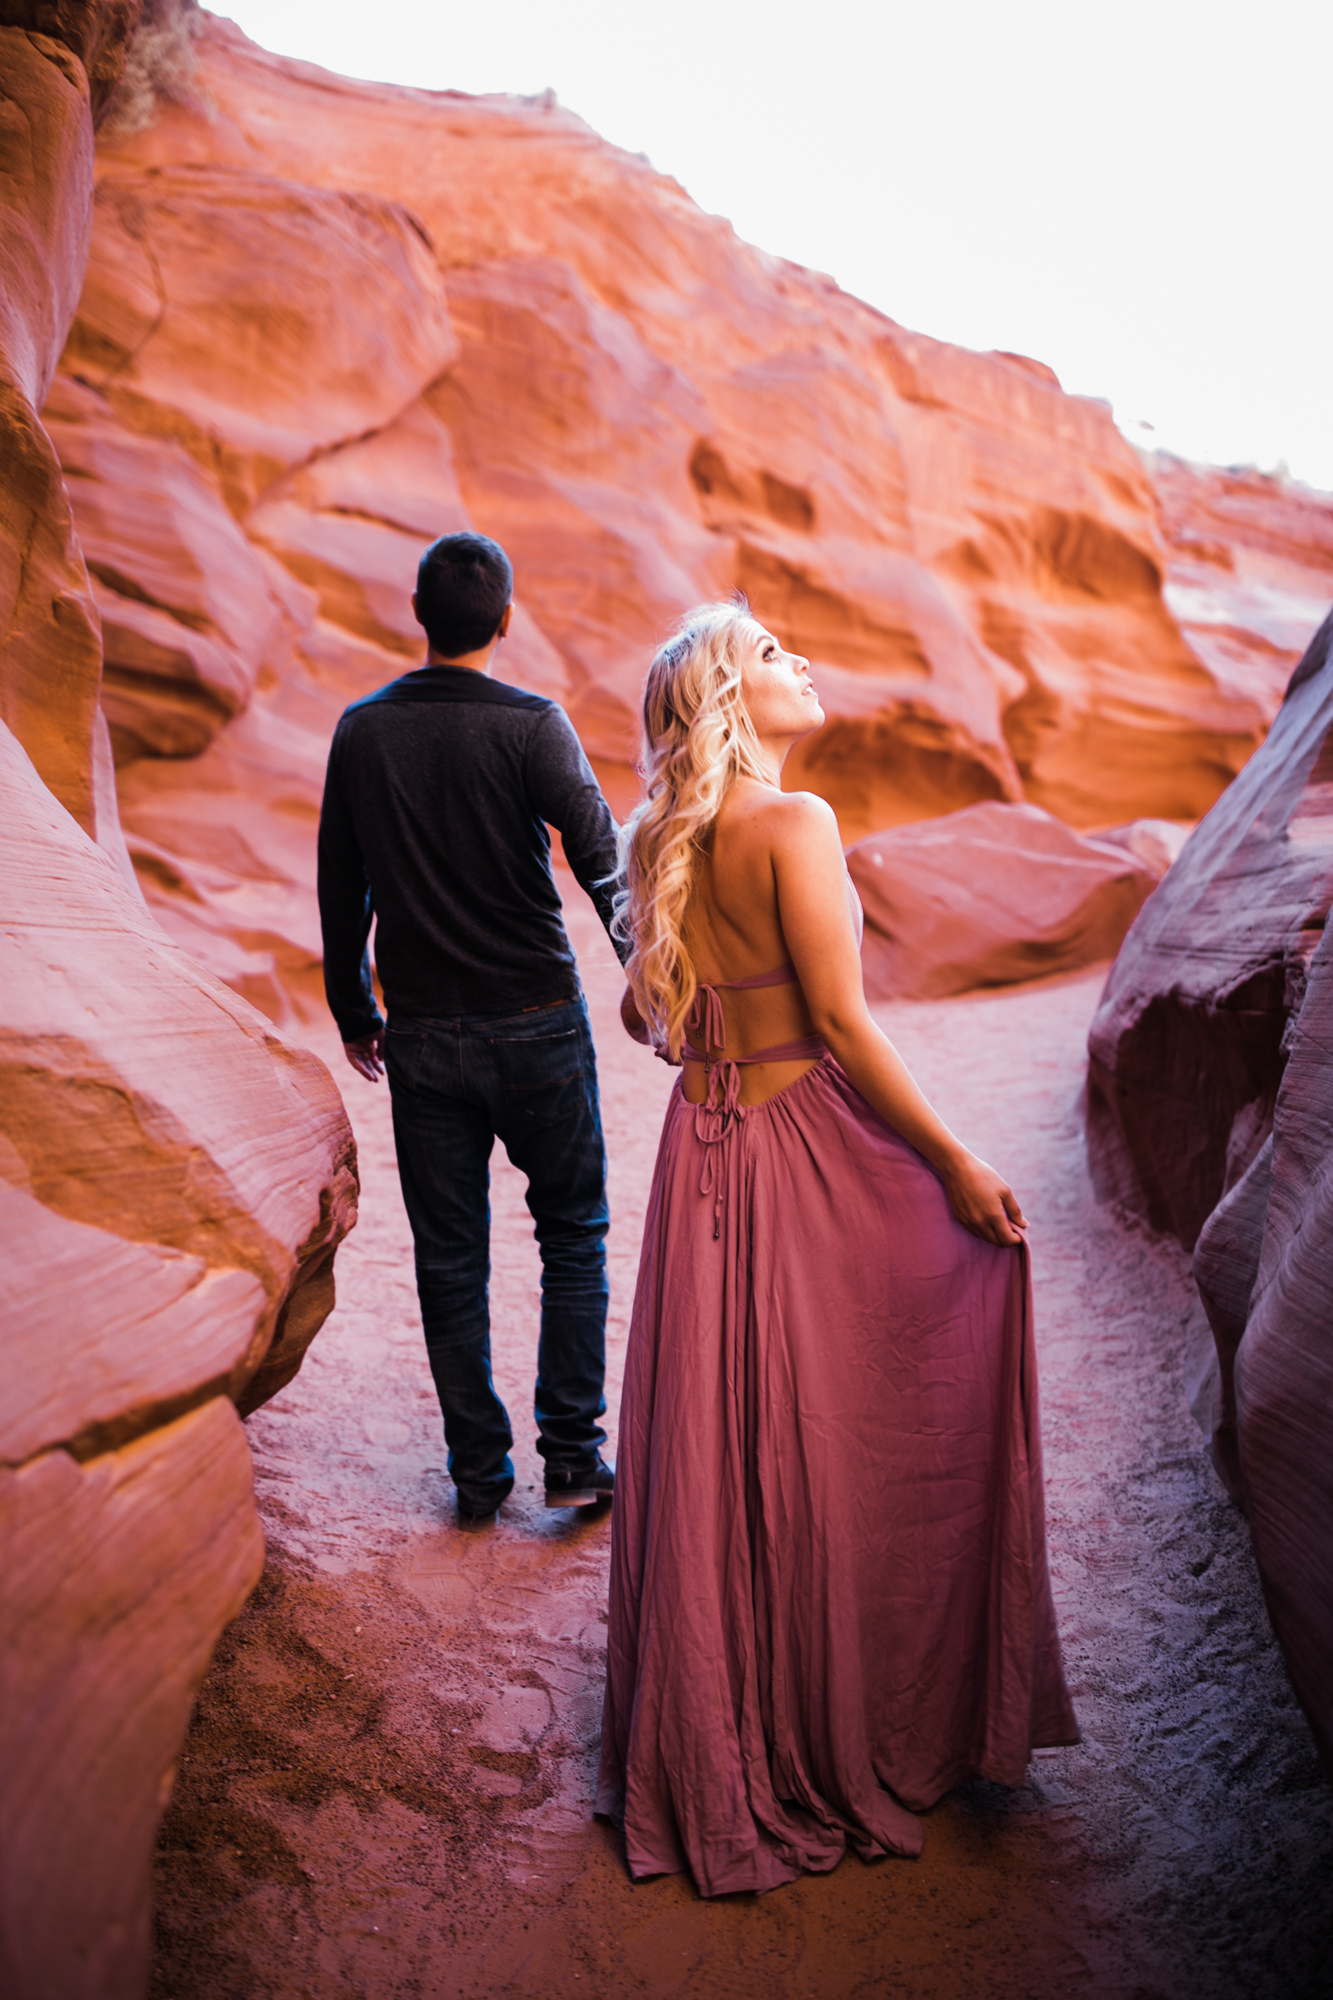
[6,6,1333,1987]
[42,8,1333,1022]
[1088,611,1333,1773]
[0,7,357,1994]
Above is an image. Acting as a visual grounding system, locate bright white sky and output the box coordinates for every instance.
[218,0,1333,490]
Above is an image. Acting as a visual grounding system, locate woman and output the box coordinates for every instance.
[596,602,1077,1897]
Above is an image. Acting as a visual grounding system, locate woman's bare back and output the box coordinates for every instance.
[682,781,855,1108]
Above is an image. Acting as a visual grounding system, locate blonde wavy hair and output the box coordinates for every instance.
[613,600,769,1058]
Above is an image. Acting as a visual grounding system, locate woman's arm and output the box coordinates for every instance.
[770,794,1026,1247]
[620,984,652,1045]
[620,983,683,1065]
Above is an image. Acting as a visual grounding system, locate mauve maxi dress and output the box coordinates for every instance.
[596,962,1078,1898]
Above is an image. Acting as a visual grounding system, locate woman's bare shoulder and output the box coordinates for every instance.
[717,783,840,870]
[725,780,837,825]
[752,786,841,846]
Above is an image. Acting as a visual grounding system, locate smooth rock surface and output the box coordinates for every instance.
[1234,924,1333,1772]
[1191,1136,1273,1498]
[0,711,358,1996]
[0,1399,263,2000]
[44,370,283,758]
[64,159,458,514]
[0,716,358,1423]
[0,21,106,837]
[849,800,1162,999]
[0,1178,265,1466]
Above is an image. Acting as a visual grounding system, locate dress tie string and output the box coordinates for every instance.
[679,965,826,1241]
[686,984,742,1237]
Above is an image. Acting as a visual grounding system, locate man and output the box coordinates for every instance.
[318,531,626,1525]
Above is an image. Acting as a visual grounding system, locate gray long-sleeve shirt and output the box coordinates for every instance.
[317,664,627,1041]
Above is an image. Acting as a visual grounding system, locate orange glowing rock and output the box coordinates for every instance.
[51,12,1333,1022]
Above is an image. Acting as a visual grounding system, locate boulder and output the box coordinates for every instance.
[849,801,1163,1000]
[1088,613,1333,1775]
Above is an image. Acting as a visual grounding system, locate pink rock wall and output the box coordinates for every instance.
[40,10,1333,1023]
[1154,452,1333,722]
[1088,617,1333,1248]
[1089,613,1333,1773]
[1230,920,1333,1773]
[1,9,112,846]
[0,8,358,1994]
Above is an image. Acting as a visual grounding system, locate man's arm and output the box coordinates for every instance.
[525,705,631,964]
[317,727,385,1073]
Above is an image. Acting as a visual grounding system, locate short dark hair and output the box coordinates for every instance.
[415,532,513,657]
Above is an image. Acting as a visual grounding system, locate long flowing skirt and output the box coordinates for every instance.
[597,1056,1078,1897]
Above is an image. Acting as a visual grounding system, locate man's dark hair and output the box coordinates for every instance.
[415,532,513,658]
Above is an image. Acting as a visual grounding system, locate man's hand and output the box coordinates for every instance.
[343,1030,385,1081]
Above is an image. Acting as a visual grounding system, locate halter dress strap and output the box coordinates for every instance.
[681,964,826,1236]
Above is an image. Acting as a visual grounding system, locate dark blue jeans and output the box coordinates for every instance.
[384,995,609,1512]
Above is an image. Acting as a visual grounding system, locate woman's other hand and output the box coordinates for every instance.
[940,1151,1027,1246]
[620,984,652,1045]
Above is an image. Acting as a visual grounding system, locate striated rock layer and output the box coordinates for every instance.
[40,9,1333,1021]
[1088,614,1333,1773]
[1154,453,1333,724]
[1088,617,1333,1248]
[1225,922,1333,1775]
[0,7,357,1996]
[1,9,112,849]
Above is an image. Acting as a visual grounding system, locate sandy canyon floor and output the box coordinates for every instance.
[150,894,1332,2000]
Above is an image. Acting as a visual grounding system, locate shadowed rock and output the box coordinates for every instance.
[1228,927,1333,1772]
[1088,613,1333,1248]
[1088,611,1333,1776]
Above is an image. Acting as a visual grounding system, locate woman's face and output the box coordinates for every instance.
[739,623,824,742]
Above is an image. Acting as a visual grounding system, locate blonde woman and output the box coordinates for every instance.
[597,602,1077,1897]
